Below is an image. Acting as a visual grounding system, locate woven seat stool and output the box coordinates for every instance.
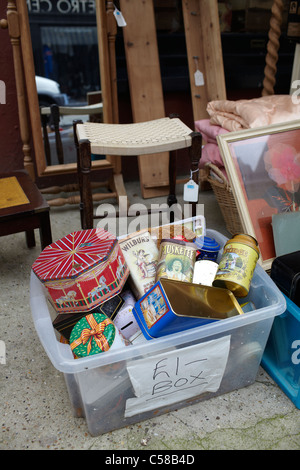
[74,117,202,229]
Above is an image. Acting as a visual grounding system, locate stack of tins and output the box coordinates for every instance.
[32,229,130,357]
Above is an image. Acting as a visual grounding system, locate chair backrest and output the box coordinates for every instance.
[40,104,64,165]
[40,101,104,166]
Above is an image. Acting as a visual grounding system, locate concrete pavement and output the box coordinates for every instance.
[1,182,299,450]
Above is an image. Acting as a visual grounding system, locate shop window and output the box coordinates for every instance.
[41,26,100,101]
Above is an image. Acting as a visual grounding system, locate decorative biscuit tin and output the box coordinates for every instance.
[32,229,129,313]
[133,278,244,340]
[119,230,159,298]
[213,234,259,297]
[155,239,197,283]
[53,311,89,341]
[70,313,125,358]
[96,294,124,320]
[52,294,124,341]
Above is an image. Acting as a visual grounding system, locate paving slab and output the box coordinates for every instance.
[1,184,299,451]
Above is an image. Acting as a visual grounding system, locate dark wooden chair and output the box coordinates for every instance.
[39,98,129,208]
[74,116,202,230]
[0,170,52,250]
[40,101,104,167]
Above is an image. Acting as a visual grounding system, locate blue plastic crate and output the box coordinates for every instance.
[261,294,300,409]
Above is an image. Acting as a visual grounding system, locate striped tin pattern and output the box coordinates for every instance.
[32,229,116,281]
[32,229,129,314]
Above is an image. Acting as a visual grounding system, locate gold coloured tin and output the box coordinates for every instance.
[133,278,244,339]
[160,278,244,320]
[213,234,260,297]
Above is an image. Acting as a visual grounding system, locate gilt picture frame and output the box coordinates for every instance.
[217,120,300,271]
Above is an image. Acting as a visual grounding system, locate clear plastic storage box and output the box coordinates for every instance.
[30,229,286,436]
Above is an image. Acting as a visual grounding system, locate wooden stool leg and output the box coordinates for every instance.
[167,149,177,207]
[74,120,91,229]
[51,104,64,165]
[41,111,51,166]
[78,139,94,230]
[167,149,177,224]
[74,120,83,180]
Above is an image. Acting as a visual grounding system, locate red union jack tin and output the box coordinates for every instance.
[32,229,129,314]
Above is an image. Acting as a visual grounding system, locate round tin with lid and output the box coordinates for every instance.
[70,312,125,358]
[213,233,260,297]
[195,236,220,261]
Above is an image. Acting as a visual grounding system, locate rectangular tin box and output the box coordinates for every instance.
[30,228,286,437]
[32,229,129,314]
[133,278,244,339]
[261,294,300,409]
[53,294,124,341]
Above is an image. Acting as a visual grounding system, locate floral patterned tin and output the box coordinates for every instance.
[32,229,129,314]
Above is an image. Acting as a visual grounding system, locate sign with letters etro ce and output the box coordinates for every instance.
[26,0,96,15]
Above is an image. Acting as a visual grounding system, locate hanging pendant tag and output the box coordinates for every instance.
[113,7,127,27]
[194,69,204,87]
[183,179,199,202]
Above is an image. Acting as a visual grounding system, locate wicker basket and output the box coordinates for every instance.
[205,162,243,235]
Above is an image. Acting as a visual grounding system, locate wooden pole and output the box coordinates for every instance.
[6,1,35,180]
[15,0,46,177]
[182,0,226,122]
[262,0,284,96]
[95,1,123,178]
[106,1,119,125]
[95,0,113,124]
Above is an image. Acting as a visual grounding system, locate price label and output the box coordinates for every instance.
[183,179,199,202]
[113,7,127,27]
[194,69,204,86]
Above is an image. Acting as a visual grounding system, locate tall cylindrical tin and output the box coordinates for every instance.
[213,234,260,297]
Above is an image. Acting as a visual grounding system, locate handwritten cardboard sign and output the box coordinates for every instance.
[125,335,230,417]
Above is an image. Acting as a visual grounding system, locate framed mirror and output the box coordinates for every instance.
[14,0,120,181]
[217,120,300,271]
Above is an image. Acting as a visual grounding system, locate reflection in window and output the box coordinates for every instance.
[41,26,100,102]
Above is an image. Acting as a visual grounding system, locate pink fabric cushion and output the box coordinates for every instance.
[206,95,300,132]
[200,143,224,169]
[195,119,229,143]
[194,119,228,174]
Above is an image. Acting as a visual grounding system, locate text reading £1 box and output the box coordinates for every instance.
[32,228,129,314]
[30,228,286,436]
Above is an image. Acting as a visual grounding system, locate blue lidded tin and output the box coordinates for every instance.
[132,278,244,340]
[195,236,220,261]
